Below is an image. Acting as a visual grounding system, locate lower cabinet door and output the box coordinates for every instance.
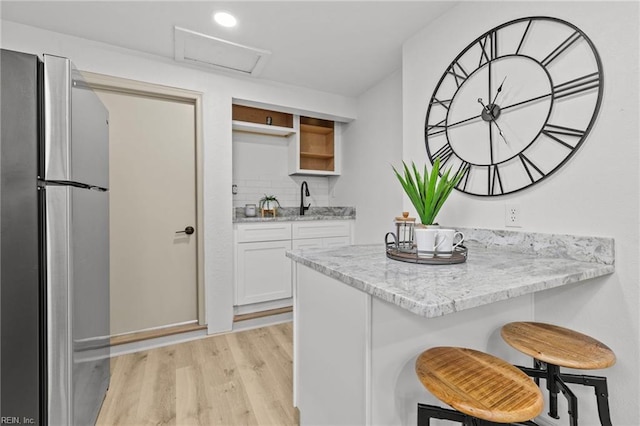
[236,240,292,305]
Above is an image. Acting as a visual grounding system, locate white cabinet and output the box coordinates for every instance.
[235,223,292,306]
[236,240,292,305]
[234,221,353,308]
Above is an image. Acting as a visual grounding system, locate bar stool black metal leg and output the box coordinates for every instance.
[533,359,544,386]
[418,403,466,425]
[547,364,561,419]
[556,374,578,426]
[558,374,613,426]
[591,378,613,426]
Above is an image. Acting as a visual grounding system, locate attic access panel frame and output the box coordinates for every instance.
[174,26,271,76]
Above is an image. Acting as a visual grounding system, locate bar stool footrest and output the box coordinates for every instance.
[417,403,539,426]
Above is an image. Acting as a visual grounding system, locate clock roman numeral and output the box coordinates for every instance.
[553,72,600,100]
[515,19,533,55]
[518,153,545,183]
[455,162,471,191]
[430,97,452,110]
[542,124,585,149]
[478,30,498,67]
[488,165,503,195]
[426,118,447,137]
[447,61,469,88]
[541,30,582,67]
[432,144,454,166]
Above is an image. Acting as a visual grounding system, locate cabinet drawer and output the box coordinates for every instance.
[236,223,292,243]
[323,236,351,248]
[292,238,325,250]
[292,221,351,239]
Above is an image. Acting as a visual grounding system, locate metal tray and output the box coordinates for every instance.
[384,232,468,265]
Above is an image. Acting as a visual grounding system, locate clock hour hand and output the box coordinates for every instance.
[477,98,508,145]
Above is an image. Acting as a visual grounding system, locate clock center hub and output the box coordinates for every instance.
[481,104,502,122]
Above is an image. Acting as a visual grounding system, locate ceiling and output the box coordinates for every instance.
[0,1,458,97]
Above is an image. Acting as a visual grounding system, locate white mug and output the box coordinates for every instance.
[414,228,445,258]
[436,229,465,258]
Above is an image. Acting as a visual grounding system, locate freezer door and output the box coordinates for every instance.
[45,185,110,426]
[43,54,109,188]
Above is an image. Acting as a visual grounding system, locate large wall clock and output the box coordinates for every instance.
[424,16,603,196]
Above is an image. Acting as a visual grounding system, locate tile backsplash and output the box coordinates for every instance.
[232,175,329,208]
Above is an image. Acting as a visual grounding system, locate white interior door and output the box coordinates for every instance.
[95,89,198,335]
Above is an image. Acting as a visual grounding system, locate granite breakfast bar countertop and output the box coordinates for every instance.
[291,228,616,425]
[286,228,615,318]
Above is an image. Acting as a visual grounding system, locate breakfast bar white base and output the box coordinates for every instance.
[293,264,535,426]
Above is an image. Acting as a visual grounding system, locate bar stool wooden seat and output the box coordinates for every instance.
[415,346,543,425]
[501,322,616,426]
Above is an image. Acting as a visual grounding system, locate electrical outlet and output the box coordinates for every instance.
[505,204,521,227]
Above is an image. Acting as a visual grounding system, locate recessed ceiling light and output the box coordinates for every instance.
[213,11,237,28]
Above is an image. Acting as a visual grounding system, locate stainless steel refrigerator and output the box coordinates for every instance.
[1,49,110,425]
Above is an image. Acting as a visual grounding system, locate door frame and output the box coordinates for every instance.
[80,71,206,325]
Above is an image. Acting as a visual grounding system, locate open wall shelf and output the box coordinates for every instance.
[231,103,341,176]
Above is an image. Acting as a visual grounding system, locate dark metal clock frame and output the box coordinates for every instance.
[424,16,603,197]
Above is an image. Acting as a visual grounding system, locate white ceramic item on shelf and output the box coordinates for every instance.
[436,229,465,258]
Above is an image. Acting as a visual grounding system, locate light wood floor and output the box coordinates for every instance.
[96,322,298,425]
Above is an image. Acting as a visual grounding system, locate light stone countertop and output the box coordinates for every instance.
[286,228,615,318]
[233,206,355,223]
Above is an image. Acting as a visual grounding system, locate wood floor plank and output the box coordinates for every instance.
[136,345,177,425]
[96,351,149,425]
[97,323,295,425]
[226,327,296,425]
[201,333,259,425]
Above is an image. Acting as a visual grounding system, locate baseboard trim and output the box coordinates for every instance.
[233,306,293,323]
[110,322,207,346]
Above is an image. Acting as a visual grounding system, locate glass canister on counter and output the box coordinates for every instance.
[394,212,416,252]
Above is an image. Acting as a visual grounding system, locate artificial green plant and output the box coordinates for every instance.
[392,157,465,226]
[259,194,281,209]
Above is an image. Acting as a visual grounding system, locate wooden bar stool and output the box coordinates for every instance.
[415,346,543,425]
[501,322,616,426]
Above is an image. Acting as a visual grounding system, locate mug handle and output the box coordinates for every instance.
[452,231,465,249]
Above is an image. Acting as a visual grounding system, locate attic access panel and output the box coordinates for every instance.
[174,26,271,76]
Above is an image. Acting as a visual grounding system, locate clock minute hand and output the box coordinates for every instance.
[491,76,507,105]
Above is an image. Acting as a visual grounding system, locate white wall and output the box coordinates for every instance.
[332,70,404,243]
[232,132,330,209]
[403,2,639,424]
[0,20,357,334]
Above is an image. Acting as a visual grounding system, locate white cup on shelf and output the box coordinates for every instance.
[435,229,465,258]
[414,228,445,258]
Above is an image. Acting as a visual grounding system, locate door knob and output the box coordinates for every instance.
[176,226,195,235]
